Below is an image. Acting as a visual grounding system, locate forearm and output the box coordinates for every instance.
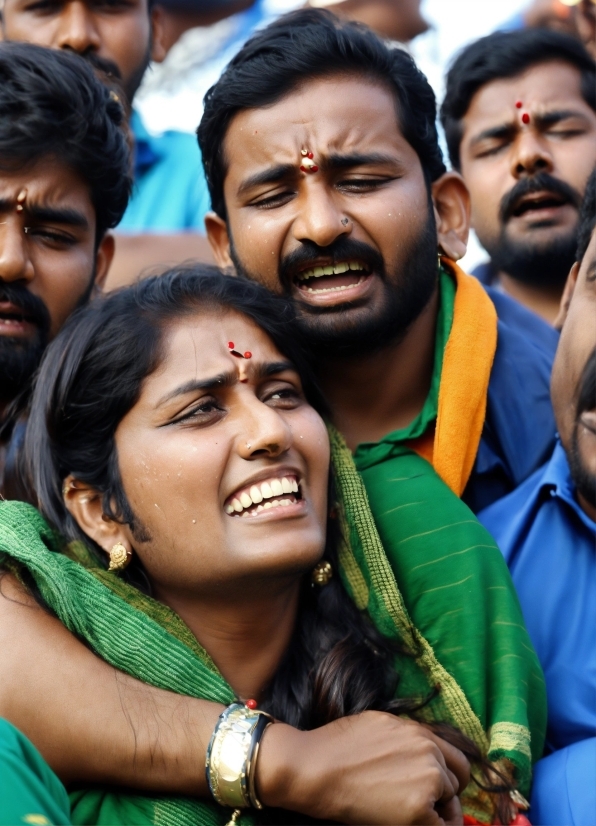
[105,233,215,291]
[0,574,222,794]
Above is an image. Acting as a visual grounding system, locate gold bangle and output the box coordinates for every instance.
[205,702,273,810]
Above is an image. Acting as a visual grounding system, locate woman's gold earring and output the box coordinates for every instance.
[108,543,131,572]
[311,560,333,587]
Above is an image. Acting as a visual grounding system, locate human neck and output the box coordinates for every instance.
[318,287,439,451]
[578,491,596,524]
[497,271,563,325]
[154,579,301,702]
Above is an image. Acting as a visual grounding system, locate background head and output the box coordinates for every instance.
[200,9,469,357]
[551,167,596,518]
[26,266,330,596]
[1,0,165,103]
[441,28,596,290]
[0,41,130,405]
[307,0,429,43]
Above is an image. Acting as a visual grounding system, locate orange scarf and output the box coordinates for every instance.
[410,259,498,496]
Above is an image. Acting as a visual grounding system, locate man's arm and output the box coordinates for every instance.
[104,233,215,292]
[0,574,469,824]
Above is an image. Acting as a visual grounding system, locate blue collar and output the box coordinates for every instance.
[130,109,162,176]
[540,440,596,533]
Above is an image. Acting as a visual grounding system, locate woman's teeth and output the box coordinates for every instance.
[226,476,299,516]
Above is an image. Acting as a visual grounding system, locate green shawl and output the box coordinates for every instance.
[0,431,545,826]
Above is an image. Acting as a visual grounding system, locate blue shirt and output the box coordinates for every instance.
[118,111,211,234]
[479,442,596,824]
[462,296,558,513]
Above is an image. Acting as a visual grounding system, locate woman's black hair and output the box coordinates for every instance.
[25,265,512,818]
[441,28,596,171]
[0,41,131,241]
[198,8,446,220]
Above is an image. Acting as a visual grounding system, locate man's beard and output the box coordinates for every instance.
[0,273,96,407]
[79,48,150,104]
[230,207,439,359]
[0,284,51,404]
[568,348,596,510]
[487,172,582,289]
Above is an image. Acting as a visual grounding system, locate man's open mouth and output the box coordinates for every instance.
[511,191,569,219]
[0,303,35,328]
[294,260,371,294]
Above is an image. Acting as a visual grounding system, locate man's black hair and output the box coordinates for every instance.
[576,168,596,262]
[198,8,446,219]
[0,41,132,240]
[441,28,596,171]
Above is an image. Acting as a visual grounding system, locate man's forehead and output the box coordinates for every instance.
[465,60,588,128]
[224,74,404,168]
[0,161,92,207]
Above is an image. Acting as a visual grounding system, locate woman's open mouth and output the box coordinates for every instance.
[225,475,303,518]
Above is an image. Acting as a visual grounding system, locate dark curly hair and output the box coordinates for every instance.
[0,41,132,241]
[198,8,446,220]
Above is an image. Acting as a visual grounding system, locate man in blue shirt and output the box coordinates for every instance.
[441,28,596,327]
[480,169,596,825]
[1,0,212,287]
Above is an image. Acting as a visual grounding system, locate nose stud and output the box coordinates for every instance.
[341,217,349,226]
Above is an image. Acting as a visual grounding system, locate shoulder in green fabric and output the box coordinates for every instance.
[356,446,546,775]
[353,266,455,470]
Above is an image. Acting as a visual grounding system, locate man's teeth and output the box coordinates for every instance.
[297,261,366,281]
[226,476,299,515]
[304,277,365,294]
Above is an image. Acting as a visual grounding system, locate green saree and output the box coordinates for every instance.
[0,431,545,825]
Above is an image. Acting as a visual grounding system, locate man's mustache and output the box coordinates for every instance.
[0,283,50,334]
[278,237,385,293]
[577,348,596,417]
[499,172,582,224]
[79,51,122,83]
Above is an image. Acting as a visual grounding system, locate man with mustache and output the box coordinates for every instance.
[0,42,131,496]
[200,9,557,514]
[1,0,213,287]
[479,169,596,826]
[441,28,596,325]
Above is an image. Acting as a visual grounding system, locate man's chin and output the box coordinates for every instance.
[489,227,577,289]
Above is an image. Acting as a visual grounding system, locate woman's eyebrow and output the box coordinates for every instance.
[254,360,296,379]
[156,361,295,406]
[157,372,236,405]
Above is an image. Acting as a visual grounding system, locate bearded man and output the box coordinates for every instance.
[480,169,596,826]
[1,0,213,286]
[200,8,557,515]
[0,42,130,497]
[441,28,596,325]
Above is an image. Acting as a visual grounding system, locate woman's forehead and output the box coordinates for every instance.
[144,310,287,396]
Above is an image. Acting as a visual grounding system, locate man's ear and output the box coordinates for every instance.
[62,476,132,562]
[205,212,235,269]
[554,261,580,330]
[432,172,470,262]
[94,233,116,290]
[150,4,167,64]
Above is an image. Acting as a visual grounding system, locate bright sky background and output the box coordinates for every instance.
[410,0,529,270]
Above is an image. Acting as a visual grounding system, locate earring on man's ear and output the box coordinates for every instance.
[108,542,132,572]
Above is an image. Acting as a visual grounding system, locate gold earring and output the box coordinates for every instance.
[311,560,333,586]
[108,543,131,572]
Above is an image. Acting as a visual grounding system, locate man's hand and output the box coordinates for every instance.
[257,712,470,825]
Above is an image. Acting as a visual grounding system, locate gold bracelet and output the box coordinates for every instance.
[205,702,274,811]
